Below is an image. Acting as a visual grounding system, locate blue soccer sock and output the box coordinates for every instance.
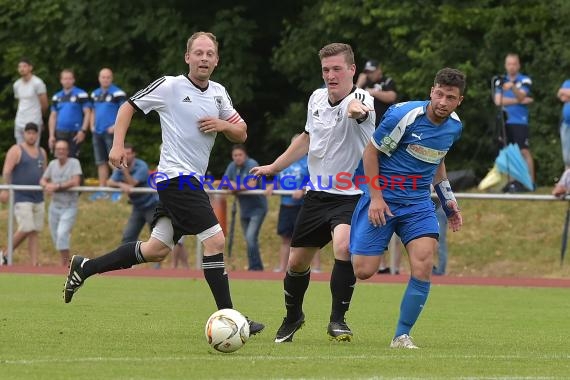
[394,276,431,338]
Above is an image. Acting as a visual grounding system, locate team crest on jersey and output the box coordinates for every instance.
[336,109,343,122]
[380,136,398,153]
[406,144,447,164]
[214,96,223,110]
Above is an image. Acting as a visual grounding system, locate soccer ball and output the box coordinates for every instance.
[205,308,250,353]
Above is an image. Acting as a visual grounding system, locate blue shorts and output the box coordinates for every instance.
[349,194,439,256]
[93,132,114,165]
[277,204,302,238]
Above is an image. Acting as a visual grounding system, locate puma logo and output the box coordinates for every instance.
[411,132,423,140]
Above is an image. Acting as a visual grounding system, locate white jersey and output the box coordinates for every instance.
[304,87,375,195]
[13,75,47,129]
[130,75,243,181]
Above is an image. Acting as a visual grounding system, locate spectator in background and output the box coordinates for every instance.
[269,135,320,273]
[552,168,570,198]
[48,69,91,157]
[40,140,82,266]
[494,53,534,191]
[356,59,398,127]
[557,79,570,169]
[13,58,48,145]
[432,204,449,276]
[172,237,190,269]
[0,123,47,266]
[90,68,127,200]
[378,235,402,275]
[224,144,267,271]
[107,143,159,245]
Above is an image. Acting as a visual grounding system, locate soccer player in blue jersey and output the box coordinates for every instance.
[350,68,466,349]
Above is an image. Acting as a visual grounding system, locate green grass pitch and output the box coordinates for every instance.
[1,274,568,379]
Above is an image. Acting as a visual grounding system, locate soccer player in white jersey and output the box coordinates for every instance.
[63,31,264,335]
[251,43,375,342]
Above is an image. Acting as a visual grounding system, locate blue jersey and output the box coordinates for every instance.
[110,158,158,210]
[278,156,309,206]
[91,84,127,134]
[356,100,462,204]
[561,80,570,124]
[51,87,91,132]
[495,73,532,126]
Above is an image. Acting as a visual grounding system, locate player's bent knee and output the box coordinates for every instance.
[354,267,375,280]
[141,239,172,262]
[202,229,225,253]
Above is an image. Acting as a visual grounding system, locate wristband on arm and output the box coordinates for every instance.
[435,179,459,217]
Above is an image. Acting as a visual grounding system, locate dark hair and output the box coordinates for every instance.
[24,122,38,132]
[19,57,32,66]
[318,43,355,65]
[231,144,247,154]
[434,68,466,95]
[124,142,135,152]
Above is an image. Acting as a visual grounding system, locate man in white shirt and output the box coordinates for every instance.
[62,31,264,335]
[252,42,375,343]
[13,58,48,145]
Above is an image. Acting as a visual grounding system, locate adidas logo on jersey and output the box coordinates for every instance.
[182,96,192,103]
[313,110,319,117]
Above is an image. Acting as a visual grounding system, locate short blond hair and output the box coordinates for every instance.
[186,32,218,53]
[318,43,355,65]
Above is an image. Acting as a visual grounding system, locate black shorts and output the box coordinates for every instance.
[152,176,219,243]
[277,204,302,238]
[291,191,361,249]
[506,124,529,149]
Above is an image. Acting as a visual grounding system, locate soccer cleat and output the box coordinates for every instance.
[390,334,419,349]
[245,317,265,335]
[274,313,305,343]
[63,255,89,303]
[327,320,353,342]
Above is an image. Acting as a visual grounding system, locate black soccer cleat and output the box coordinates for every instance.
[327,320,353,342]
[274,312,305,343]
[246,317,265,335]
[63,255,89,303]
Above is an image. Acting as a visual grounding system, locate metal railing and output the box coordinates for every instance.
[1,184,567,268]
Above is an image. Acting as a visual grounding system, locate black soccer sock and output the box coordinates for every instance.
[284,268,311,321]
[82,241,146,278]
[203,253,233,310]
[330,259,356,323]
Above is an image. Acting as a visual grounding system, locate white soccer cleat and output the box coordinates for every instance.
[390,334,419,349]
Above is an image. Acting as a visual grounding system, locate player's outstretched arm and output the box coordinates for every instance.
[109,102,136,168]
[250,133,309,176]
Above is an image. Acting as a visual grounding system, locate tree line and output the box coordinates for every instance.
[1,0,569,185]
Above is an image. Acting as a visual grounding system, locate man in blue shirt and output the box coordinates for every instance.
[90,68,127,200]
[48,69,91,158]
[107,143,159,244]
[557,79,570,169]
[494,53,534,190]
[224,144,267,271]
[350,68,465,349]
